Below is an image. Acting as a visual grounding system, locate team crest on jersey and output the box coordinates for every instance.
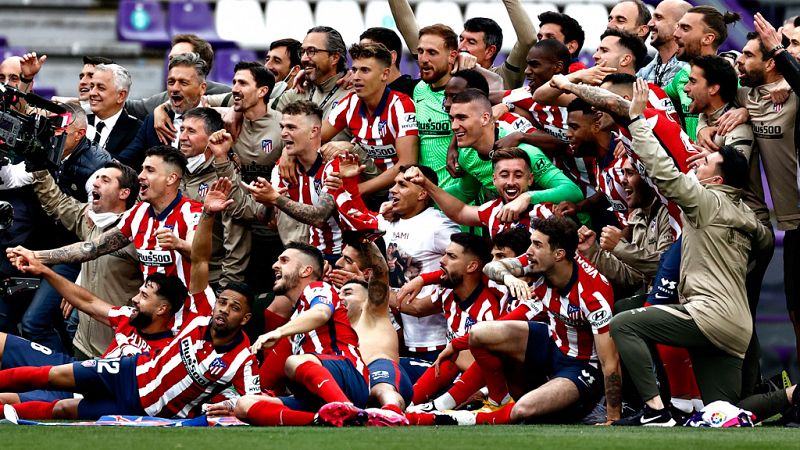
[773,103,783,113]
[378,120,387,137]
[262,139,273,154]
[464,316,477,331]
[567,303,582,322]
[198,182,209,198]
[313,178,323,193]
[209,357,228,376]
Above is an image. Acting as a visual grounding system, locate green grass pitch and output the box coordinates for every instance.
[2,424,799,449]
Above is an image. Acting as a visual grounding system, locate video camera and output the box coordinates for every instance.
[0,84,70,170]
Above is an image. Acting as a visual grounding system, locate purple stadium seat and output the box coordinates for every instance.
[1,47,26,59]
[168,1,232,47]
[0,36,7,47]
[210,48,259,84]
[118,0,171,47]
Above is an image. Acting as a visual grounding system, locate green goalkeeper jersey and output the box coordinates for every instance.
[413,82,457,189]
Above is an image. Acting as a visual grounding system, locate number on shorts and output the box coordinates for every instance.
[97,360,120,374]
[30,342,53,355]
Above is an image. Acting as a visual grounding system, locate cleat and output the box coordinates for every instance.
[433,410,477,426]
[315,402,368,427]
[365,408,409,427]
[613,404,676,427]
[406,401,437,413]
[473,397,513,413]
[3,404,19,424]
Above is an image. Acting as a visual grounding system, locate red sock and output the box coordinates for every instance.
[246,401,315,426]
[259,338,292,391]
[656,344,699,399]
[411,360,460,404]
[263,309,290,333]
[0,366,51,392]
[382,403,402,414]
[404,411,436,426]
[12,400,57,420]
[447,362,486,405]
[475,404,513,425]
[294,361,349,403]
[470,347,507,403]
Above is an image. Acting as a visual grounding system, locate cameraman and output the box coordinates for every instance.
[0,102,112,353]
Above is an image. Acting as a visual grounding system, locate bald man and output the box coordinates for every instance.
[0,56,22,88]
[637,0,692,88]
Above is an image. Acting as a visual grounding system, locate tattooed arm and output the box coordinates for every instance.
[555,76,632,123]
[482,256,527,281]
[33,228,130,265]
[595,332,622,423]
[274,193,335,229]
[364,241,389,309]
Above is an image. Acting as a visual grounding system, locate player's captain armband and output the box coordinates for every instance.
[137,249,174,267]
[587,308,612,330]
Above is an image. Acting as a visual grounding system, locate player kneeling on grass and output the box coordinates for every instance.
[207,243,373,427]
[431,216,622,425]
[0,179,260,421]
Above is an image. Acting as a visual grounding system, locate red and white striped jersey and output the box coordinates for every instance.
[618,108,698,238]
[556,151,597,198]
[290,281,368,381]
[497,111,533,134]
[327,88,418,172]
[477,198,555,238]
[502,87,569,143]
[103,306,174,358]
[118,193,201,285]
[648,82,680,124]
[135,291,259,418]
[594,154,629,227]
[431,276,502,342]
[271,156,343,255]
[527,253,614,361]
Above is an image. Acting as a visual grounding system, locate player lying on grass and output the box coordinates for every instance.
[0,179,260,421]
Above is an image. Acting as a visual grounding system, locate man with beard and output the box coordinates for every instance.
[27,161,142,359]
[0,271,183,414]
[118,53,208,170]
[607,0,652,41]
[225,242,369,427]
[265,38,302,109]
[0,180,260,421]
[664,6,740,140]
[430,216,620,426]
[733,20,800,373]
[637,0,692,88]
[10,146,204,332]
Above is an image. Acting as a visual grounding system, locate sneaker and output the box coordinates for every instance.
[315,402,368,427]
[613,404,676,427]
[668,405,692,426]
[2,404,19,424]
[432,410,477,426]
[406,401,437,413]
[365,408,409,427]
[473,397,513,413]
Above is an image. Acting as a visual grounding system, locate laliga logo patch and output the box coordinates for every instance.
[262,139,273,154]
[81,359,98,368]
[709,411,726,426]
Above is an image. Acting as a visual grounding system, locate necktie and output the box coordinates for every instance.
[92,121,105,147]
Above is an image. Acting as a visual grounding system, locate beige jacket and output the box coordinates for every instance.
[181,155,250,285]
[629,118,772,358]
[31,171,141,358]
[584,197,673,292]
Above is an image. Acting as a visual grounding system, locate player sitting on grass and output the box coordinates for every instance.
[0,179,260,421]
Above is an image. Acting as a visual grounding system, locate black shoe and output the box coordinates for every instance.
[612,404,676,427]
[668,405,691,426]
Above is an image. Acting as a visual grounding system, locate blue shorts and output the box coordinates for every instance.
[2,334,77,368]
[647,237,681,305]
[368,358,413,406]
[280,356,369,411]
[72,355,145,419]
[398,357,433,384]
[522,322,602,403]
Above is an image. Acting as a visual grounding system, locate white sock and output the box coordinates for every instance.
[433,393,456,411]
[671,398,693,413]
[692,399,705,412]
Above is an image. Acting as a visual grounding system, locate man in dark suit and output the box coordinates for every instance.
[86,63,141,158]
[117,53,207,170]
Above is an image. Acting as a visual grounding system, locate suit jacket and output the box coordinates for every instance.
[116,110,174,171]
[88,110,141,158]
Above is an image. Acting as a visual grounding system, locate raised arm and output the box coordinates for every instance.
[499,0,537,88]
[388,0,420,55]
[551,74,631,122]
[28,227,129,265]
[404,165,482,226]
[190,178,234,294]
[9,247,113,325]
[364,240,390,309]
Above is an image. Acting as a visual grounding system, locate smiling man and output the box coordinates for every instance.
[86,63,141,157]
[324,43,418,197]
